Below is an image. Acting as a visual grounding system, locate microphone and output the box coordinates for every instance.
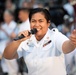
[14,28,37,41]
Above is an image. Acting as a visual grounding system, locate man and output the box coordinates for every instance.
[18,8,30,32]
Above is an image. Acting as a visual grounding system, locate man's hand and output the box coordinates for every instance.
[70,30,76,47]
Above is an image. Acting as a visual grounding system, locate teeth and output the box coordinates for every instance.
[37,29,40,31]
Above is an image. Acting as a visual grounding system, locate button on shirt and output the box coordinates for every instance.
[17,28,69,75]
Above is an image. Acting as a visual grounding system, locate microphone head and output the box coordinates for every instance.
[30,28,37,34]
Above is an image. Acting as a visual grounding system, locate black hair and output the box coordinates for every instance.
[18,7,30,13]
[29,8,51,22]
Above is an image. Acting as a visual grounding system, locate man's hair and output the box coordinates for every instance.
[29,8,51,22]
[4,10,14,16]
[18,7,30,13]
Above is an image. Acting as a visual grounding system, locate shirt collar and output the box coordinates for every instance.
[27,28,51,47]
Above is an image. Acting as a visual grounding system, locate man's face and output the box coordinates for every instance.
[18,11,24,21]
[30,12,50,39]
[4,13,13,23]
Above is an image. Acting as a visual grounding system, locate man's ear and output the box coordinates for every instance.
[48,20,51,27]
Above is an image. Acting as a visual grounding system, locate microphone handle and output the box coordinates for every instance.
[14,28,37,41]
[14,34,25,41]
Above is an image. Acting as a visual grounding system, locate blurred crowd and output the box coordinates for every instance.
[0,0,76,75]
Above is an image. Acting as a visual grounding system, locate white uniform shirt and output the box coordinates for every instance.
[0,21,18,54]
[65,49,76,74]
[18,19,30,32]
[17,28,69,75]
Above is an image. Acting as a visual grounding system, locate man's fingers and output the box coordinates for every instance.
[72,29,76,35]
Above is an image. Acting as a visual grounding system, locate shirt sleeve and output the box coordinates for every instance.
[55,32,69,53]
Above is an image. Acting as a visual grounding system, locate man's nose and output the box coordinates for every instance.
[35,22,39,26]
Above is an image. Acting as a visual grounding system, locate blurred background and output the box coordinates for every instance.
[0,0,76,75]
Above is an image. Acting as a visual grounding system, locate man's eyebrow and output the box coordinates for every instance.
[31,18,44,20]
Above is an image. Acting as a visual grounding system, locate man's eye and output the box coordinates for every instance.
[31,21,35,22]
[39,20,43,22]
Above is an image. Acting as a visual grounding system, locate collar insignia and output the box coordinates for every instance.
[43,40,51,47]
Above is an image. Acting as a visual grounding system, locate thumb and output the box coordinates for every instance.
[72,29,76,35]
